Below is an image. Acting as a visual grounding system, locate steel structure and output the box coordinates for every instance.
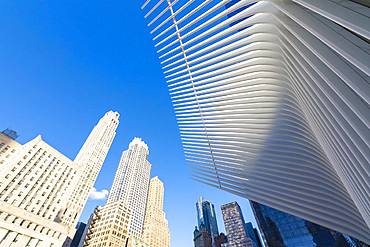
[140,0,370,243]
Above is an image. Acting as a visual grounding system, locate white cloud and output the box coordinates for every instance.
[89,187,109,200]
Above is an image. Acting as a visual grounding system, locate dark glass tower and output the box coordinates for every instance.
[196,197,219,243]
[250,201,368,247]
[245,222,263,247]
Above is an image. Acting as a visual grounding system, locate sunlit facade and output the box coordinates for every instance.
[82,202,131,247]
[0,111,118,246]
[107,138,151,239]
[140,0,370,244]
[142,177,170,247]
[64,111,119,229]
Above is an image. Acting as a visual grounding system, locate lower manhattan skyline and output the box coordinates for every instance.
[1,0,369,247]
[0,2,259,246]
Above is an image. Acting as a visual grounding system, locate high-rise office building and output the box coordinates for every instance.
[245,222,262,247]
[196,197,219,244]
[140,0,370,244]
[64,111,119,229]
[107,137,151,239]
[194,226,212,247]
[250,201,367,247]
[0,111,118,246]
[142,176,170,247]
[70,222,87,247]
[82,201,131,247]
[221,202,253,247]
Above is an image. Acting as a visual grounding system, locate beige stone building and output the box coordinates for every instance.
[82,201,131,247]
[107,138,151,239]
[0,111,119,246]
[81,138,152,247]
[142,177,170,247]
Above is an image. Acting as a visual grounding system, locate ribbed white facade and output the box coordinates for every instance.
[0,111,118,246]
[107,138,151,239]
[140,0,370,244]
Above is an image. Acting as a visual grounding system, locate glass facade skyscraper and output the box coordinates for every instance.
[245,222,262,247]
[250,201,367,247]
[196,197,219,244]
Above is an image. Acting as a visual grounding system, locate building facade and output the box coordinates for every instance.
[245,222,262,247]
[0,111,118,246]
[221,202,253,247]
[1,128,18,140]
[142,177,170,247]
[196,197,219,244]
[82,202,131,247]
[64,111,119,229]
[107,137,151,239]
[194,226,212,247]
[70,222,87,247]
[250,201,368,247]
[140,0,370,244]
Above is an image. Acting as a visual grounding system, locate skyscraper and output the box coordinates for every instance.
[221,202,253,247]
[143,177,170,247]
[64,111,119,228]
[245,222,262,247]
[140,0,370,243]
[196,197,219,244]
[107,137,151,239]
[194,226,212,247]
[142,176,170,247]
[70,222,87,247]
[82,201,132,247]
[0,111,118,246]
[250,201,367,247]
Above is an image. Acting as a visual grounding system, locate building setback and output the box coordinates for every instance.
[140,0,370,244]
[0,111,119,246]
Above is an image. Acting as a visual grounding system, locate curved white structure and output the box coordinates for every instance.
[140,0,370,243]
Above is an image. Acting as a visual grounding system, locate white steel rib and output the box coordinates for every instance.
[140,0,370,243]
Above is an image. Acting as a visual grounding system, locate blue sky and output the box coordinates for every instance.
[0,1,258,246]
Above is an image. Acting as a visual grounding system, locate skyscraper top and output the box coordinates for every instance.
[221,201,239,210]
[129,137,149,154]
[105,110,120,118]
[196,196,219,240]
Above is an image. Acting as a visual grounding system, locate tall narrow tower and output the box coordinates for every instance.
[63,111,119,227]
[107,137,151,239]
[143,176,170,247]
[196,197,219,242]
